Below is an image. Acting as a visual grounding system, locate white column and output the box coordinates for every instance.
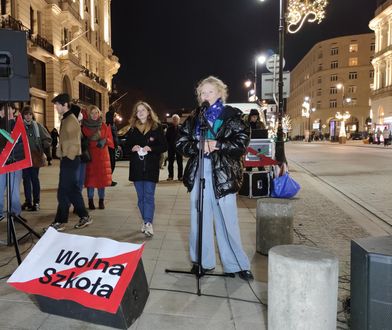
[79,0,84,19]
[90,0,95,31]
[103,0,109,43]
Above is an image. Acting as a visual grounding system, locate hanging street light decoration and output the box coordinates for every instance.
[286,0,328,34]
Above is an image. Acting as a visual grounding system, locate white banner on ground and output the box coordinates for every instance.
[7,228,144,314]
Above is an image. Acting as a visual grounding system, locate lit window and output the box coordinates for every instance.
[349,43,358,53]
[349,57,358,66]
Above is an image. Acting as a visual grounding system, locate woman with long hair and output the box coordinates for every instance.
[125,101,167,237]
[82,105,114,210]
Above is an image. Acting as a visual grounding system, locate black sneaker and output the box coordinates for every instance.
[21,202,32,210]
[74,215,93,229]
[238,270,254,281]
[27,203,40,211]
[111,181,118,186]
[43,222,66,233]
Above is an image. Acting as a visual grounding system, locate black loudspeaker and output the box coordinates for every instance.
[239,171,270,198]
[350,236,392,330]
[32,260,150,329]
[0,29,30,102]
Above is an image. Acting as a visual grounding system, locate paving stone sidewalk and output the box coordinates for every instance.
[0,159,386,329]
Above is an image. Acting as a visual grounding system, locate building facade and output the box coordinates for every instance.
[370,0,392,129]
[287,34,375,140]
[0,0,119,129]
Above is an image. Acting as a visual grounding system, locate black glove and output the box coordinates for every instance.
[96,138,106,149]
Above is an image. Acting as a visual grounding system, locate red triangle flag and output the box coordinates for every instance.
[0,115,32,174]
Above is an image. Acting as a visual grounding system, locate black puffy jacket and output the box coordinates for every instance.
[125,125,167,183]
[176,105,250,199]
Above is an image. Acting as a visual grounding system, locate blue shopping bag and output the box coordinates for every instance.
[271,172,301,198]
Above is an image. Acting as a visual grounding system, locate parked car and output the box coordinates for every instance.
[115,124,131,160]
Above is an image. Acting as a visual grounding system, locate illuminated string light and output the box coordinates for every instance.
[286,0,328,34]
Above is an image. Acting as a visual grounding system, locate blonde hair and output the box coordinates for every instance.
[129,101,160,132]
[196,76,228,105]
[87,105,102,119]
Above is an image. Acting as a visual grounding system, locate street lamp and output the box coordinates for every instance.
[254,54,267,100]
[265,0,328,163]
[335,111,351,144]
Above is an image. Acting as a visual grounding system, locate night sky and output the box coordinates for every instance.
[111,0,377,117]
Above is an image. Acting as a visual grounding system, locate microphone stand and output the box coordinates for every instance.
[166,106,228,296]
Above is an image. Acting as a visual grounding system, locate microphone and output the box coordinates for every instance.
[199,101,210,113]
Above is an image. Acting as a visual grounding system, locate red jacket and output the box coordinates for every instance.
[82,123,114,188]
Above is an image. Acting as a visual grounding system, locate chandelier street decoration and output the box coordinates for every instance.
[286,0,328,34]
[335,111,351,143]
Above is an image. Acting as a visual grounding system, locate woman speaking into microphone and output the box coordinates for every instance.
[176,76,253,281]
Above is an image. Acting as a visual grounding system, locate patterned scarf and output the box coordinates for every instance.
[196,98,224,137]
[82,117,102,141]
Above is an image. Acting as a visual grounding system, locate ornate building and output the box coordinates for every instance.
[0,0,120,129]
[370,0,392,128]
[287,34,375,140]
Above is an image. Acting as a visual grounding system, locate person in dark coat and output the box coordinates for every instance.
[176,76,253,281]
[50,127,59,159]
[248,109,265,130]
[125,101,167,237]
[165,114,183,180]
[105,106,118,186]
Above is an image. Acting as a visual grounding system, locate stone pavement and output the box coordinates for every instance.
[0,156,389,329]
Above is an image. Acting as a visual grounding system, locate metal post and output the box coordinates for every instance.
[254,59,258,100]
[275,0,286,163]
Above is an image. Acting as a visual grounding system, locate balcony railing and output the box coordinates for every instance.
[0,15,54,55]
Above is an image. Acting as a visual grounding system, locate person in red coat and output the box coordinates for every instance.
[82,105,114,210]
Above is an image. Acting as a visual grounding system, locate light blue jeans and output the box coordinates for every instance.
[190,158,250,273]
[0,170,22,216]
[134,181,156,224]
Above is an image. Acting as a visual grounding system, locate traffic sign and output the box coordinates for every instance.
[266,54,285,73]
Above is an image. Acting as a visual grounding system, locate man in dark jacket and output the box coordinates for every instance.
[165,114,183,180]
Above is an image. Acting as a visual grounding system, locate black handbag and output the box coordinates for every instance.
[80,135,91,163]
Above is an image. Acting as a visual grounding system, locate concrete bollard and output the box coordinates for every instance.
[256,198,293,255]
[268,245,339,330]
